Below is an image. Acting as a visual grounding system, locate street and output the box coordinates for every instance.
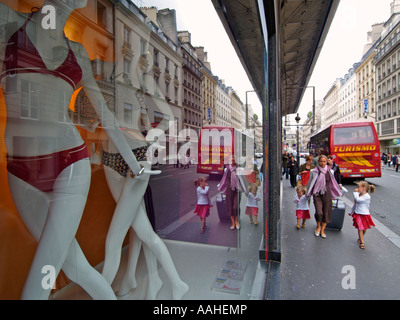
[148,163,238,247]
[280,163,400,300]
[364,165,400,237]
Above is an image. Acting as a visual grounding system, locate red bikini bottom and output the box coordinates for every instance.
[6,143,89,193]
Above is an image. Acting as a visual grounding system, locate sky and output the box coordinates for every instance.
[133,0,394,121]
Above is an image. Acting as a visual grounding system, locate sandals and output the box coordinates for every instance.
[357,239,366,249]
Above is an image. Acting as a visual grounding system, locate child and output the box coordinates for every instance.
[294,185,310,229]
[348,181,376,249]
[245,184,260,225]
[194,177,212,234]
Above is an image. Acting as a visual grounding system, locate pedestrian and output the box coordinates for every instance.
[294,185,310,229]
[396,154,400,172]
[348,181,376,250]
[299,155,315,186]
[194,177,212,234]
[307,155,342,239]
[327,155,342,186]
[218,157,244,230]
[287,155,299,188]
[245,184,260,225]
[392,154,397,168]
[282,152,289,180]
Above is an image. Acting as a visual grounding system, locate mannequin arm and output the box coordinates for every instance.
[76,43,142,175]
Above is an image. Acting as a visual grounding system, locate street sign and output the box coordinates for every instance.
[364,99,369,113]
[208,107,211,120]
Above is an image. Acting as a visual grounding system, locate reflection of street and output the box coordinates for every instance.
[149,164,238,247]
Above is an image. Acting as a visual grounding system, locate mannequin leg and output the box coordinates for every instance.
[62,239,116,300]
[132,206,189,300]
[142,241,163,300]
[104,164,162,298]
[117,228,142,296]
[118,214,163,299]
[8,160,96,299]
[102,176,148,284]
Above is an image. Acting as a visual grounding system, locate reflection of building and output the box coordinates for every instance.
[178,31,203,136]
[196,47,217,126]
[215,79,231,127]
[229,88,243,130]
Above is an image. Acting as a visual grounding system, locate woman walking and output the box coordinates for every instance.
[307,155,342,238]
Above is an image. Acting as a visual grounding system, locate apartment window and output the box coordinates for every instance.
[378,105,382,121]
[140,38,147,56]
[154,77,159,96]
[124,103,132,125]
[123,58,130,75]
[97,2,106,27]
[381,120,395,135]
[165,58,169,73]
[383,104,387,119]
[174,64,178,79]
[123,25,131,48]
[153,50,159,66]
[140,107,149,131]
[21,80,39,120]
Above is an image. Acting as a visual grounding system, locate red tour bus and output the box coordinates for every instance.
[309,122,381,179]
[197,127,254,175]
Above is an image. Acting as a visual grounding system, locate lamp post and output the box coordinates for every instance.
[295,113,301,164]
[285,86,315,133]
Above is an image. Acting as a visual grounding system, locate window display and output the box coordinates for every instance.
[0,0,261,301]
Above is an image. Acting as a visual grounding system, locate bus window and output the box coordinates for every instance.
[333,126,375,145]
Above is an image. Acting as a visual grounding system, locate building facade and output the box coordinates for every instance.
[196,47,217,127]
[178,31,203,137]
[215,79,232,127]
[337,65,359,123]
[374,13,400,154]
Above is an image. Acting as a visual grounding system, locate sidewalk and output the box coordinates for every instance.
[52,181,266,300]
[275,180,400,300]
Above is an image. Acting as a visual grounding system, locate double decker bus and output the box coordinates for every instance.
[309,122,381,179]
[197,127,254,175]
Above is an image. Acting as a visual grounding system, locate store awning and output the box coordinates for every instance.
[212,0,340,116]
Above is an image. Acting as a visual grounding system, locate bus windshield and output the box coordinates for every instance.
[333,126,375,145]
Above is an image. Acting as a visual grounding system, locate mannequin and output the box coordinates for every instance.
[97,18,189,298]
[100,90,188,300]
[102,160,189,300]
[0,0,142,299]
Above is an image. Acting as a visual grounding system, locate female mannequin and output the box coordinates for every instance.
[0,0,142,299]
[100,67,189,300]
[102,159,189,300]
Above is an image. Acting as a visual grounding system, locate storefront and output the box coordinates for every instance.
[0,0,338,300]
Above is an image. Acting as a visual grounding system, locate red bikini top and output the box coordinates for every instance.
[1,12,82,90]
